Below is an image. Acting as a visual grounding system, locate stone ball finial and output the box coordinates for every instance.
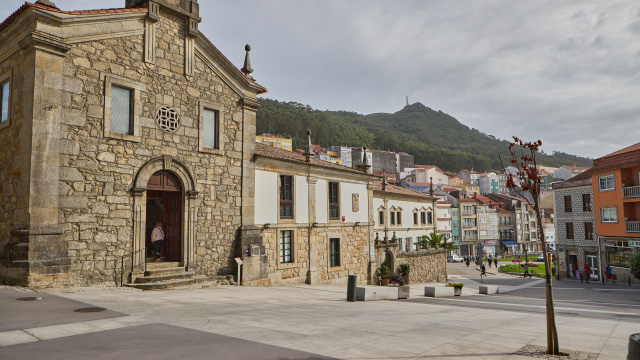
[35,0,58,8]
[245,44,251,52]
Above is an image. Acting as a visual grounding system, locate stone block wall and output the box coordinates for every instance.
[257,225,369,286]
[396,251,448,283]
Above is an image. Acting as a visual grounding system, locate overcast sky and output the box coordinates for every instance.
[3,1,640,159]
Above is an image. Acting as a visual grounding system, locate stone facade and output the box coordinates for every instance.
[0,1,264,287]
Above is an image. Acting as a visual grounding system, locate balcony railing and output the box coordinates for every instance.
[623,186,640,199]
[462,211,476,215]
[626,221,640,233]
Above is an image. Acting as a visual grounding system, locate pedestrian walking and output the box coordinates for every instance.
[488,259,492,268]
[494,258,498,268]
[481,263,486,276]
[523,264,532,279]
[583,264,591,284]
[151,222,165,262]
[605,264,613,284]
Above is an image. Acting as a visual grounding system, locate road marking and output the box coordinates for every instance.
[423,297,640,317]
[486,294,640,308]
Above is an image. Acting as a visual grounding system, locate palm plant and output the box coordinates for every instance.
[417,232,455,251]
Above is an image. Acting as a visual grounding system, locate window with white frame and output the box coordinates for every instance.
[1,77,9,123]
[600,206,618,223]
[279,230,292,263]
[199,100,224,154]
[598,174,615,191]
[103,75,143,141]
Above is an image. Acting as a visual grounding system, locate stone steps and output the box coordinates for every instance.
[125,261,204,290]
[126,276,207,290]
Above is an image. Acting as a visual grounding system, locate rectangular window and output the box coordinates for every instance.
[606,243,633,268]
[397,212,402,225]
[600,207,618,223]
[582,194,592,211]
[584,222,593,240]
[566,222,574,240]
[329,238,340,267]
[390,211,395,225]
[379,211,384,225]
[427,212,433,225]
[110,86,132,134]
[564,195,572,212]
[279,175,293,219]
[413,212,418,225]
[398,238,403,251]
[405,238,411,251]
[202,109,219,149]
[1,80,9,123]
[598,175,615,191]
[508,217,512,225]
[279,230,292,263]
[328,182,339,219]
[420,212,426,225]
[499,217,502,226]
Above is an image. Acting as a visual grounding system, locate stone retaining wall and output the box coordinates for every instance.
[396,251,448,283]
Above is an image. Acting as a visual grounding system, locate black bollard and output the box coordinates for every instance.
[347,274,357,301]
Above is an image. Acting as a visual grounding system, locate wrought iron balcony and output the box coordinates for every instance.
[623,186,640,199]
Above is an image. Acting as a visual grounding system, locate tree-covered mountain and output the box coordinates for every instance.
[256,99,592,172]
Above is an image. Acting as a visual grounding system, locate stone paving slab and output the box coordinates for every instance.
[0,288,125,332]
[0,323,338,360]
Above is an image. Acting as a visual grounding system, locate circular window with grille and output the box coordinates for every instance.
[156,106,180,133]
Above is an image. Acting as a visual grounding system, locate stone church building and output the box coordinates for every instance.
[0,0,266,287]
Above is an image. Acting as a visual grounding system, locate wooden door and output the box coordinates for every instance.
[163,191,182,262]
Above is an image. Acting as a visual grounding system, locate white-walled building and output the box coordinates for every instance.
[251,143,375,285]
[373,182,438,253]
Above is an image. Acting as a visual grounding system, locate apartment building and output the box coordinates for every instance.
[590,142,640,284]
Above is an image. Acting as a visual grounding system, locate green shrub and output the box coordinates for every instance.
[399,264,410,276]
[448,282,463,288]
[631,253,640,280]
[378,265,391,280]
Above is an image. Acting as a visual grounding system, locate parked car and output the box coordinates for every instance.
[448,255,464,263]
[537,254,556,261]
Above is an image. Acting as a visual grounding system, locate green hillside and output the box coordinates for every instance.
[255,99,592,172]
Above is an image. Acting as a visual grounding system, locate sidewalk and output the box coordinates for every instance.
[0,282,631,359]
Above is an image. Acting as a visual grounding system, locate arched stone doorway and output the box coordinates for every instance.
[146,170,182,262]
[131,156,199,273]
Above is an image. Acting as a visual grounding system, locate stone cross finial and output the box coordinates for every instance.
[381,169,388,191]
[241,44,253,76]
[356,147,371,173]
[303,129,314,162]
[430,176,434,196]
[35,0,58,8]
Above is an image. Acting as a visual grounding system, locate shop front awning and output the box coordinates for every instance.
[501,240,518,247]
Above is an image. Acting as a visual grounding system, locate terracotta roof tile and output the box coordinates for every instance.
[255,142,367,175]
[590,142,640,173]
[373,181,436,199]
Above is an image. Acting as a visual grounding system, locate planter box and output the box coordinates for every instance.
[356,286,397,301]
[453,287,462,296]
[398,285,410,299]
[424,286,455,297]
[479,285,499,294]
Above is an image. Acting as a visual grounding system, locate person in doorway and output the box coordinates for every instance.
[494,258,498,268]
[605,264,613,284]
[151,222,165,262]
[523,264,532,279]
[583,263,591,284]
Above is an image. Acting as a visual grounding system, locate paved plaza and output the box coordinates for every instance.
[0,263,638,359]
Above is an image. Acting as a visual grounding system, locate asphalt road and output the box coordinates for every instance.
[424,262,640,323]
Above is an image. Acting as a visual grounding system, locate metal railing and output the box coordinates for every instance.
[626,221,640,233]
[623,186,640,198]
[119,246,147,287]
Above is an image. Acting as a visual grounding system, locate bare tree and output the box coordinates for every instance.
[500,137,559,355]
